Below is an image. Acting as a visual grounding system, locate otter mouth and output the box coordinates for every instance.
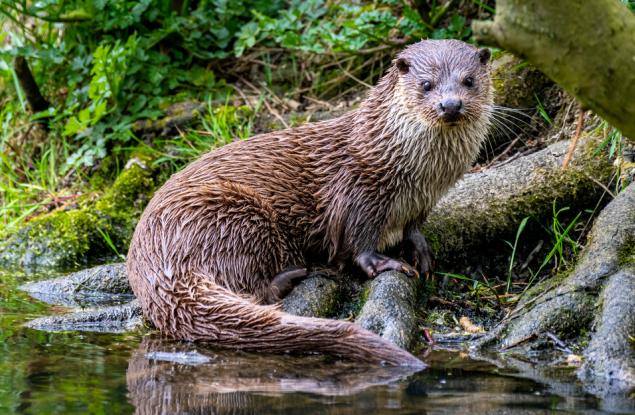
[439,114,464,126]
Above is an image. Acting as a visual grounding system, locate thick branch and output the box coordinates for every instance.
[13,56,51,115]
[472,0,635,140]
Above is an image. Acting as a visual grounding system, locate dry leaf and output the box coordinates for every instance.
[459,316,484,333]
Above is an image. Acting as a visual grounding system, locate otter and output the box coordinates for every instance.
[127,39,493,367]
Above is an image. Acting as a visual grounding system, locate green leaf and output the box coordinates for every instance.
[63,116,84,136]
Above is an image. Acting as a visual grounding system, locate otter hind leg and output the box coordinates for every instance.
[402,229,433,277]
[265,266,308,304]
[192,181,303,300]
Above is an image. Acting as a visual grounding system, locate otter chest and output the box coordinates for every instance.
[377,144,471,251]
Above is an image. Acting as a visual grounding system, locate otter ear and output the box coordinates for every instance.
[478,48,491,65]
[395,57,410,74]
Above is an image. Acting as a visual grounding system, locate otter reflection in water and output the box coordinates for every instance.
[126,337,426,415]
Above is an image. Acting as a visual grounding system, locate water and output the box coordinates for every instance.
[0,269,626,414]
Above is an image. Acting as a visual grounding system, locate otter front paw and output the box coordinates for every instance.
[403,229,433,276]
[356,251,419,279]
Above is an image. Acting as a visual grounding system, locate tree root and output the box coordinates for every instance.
[473,182,635,397]
[424,133,613,262]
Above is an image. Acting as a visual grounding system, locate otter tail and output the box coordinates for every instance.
[140,272,424,367]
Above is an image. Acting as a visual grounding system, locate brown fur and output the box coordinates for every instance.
[127,40,493,366]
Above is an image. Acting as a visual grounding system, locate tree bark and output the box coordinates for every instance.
[13,56,51,114]
[472,0,635,140]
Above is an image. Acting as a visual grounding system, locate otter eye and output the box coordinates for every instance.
[463,77,475,88]
[422,81,432,92]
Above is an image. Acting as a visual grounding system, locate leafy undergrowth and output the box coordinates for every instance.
[0,0,496,229]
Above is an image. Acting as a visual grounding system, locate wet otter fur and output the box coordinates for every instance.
[127,39,493,366]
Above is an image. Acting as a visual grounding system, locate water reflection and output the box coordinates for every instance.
[127,337,423,414]
[0,268,621,415]
[126,338,606,415]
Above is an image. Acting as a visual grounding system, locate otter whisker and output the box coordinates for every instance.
[489,113,523,140]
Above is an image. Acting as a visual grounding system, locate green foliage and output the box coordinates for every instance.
[518,204,583,298]
[436,271,500,307]
[0,0,479,228]
[503,216,529,294]
[137,100,257,173]
[234,1,429,55]
[534,93,552,125]
[592,121,631,191]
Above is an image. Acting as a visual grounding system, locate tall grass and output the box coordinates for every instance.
[135,98,260,173]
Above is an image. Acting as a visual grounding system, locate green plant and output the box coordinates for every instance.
[503,216,529,294]
[534,93,552,125]
[436,272,500,306]
[134,99,257,174]
[96,227,125,261]
[522,204,582,295]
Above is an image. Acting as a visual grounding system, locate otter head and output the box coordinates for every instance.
[394,40,492,128]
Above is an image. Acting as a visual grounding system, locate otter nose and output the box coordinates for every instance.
[440,98,463,117]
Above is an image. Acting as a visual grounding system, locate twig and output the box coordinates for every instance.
[486,137,521,168]
[479,273,502,307]
[230,84,254,111]
[303,95,335,111]
[333,53,372,88]
[491,152,522,168]
[237,76,289,127]
[501,333,537,350]
[562,110,585,169]
[583,173,617,199]
[520,240,544,271]
[544,332,573,354]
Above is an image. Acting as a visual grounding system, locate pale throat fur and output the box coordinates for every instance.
[375,65,492,251]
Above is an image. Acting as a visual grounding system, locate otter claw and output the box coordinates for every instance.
[356,251,418,279]
[401,265,419,279]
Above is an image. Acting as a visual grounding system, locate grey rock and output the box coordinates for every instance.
[145,351,212,366]
[24,300,143,333]
[282,275,341,317]
[355,271,418,349]
[20,262,132,307]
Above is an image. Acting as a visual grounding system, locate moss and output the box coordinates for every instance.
[490,52,553,109]
[315,287,342,318]
[96,163,154,213]
[0,161,156,271]
[0,208,102,270]
[288,113,309,127]
[425,135,614,263]
[617,236,635,266]
[422,231,441,257]
[344,285,370,319]
[522,268,572,302]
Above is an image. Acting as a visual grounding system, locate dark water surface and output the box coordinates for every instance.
[0,269,626,414]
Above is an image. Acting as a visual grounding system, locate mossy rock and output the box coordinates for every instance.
[0,209,99,270]
[491,53,554,110]
[0,162,155,271]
